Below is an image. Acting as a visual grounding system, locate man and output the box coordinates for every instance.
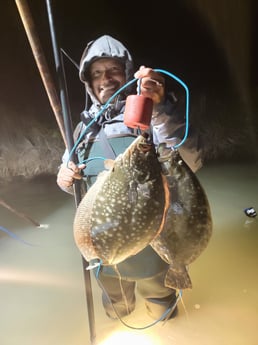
[57,35,202,320]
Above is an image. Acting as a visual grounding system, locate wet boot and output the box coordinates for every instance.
[145,293,178,321]
[102,292,136,319]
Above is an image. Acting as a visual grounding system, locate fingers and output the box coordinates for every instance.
[57,162,86,188]
[134,66,165,104]
[134,66,164,84]
[67,161,86,178]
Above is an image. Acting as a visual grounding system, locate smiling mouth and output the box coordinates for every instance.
[100,86,117,93]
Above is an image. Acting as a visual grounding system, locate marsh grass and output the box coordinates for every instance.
[0,92,257,181]
[0,109,64,181]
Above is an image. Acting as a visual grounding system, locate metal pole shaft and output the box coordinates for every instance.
[15,0,67,148]
[45,1,96,344]
[15,1,96,344]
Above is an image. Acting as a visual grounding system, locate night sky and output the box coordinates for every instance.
[2,1,233,120]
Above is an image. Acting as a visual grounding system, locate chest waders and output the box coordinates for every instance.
[78,129,137,189]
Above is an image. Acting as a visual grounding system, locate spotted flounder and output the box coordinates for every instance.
[150,145,212,290]
[73,134,169,265]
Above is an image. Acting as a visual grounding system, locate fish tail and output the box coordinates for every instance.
[165,266,192,290]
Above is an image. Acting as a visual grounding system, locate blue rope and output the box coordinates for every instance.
[91,260,183,329]
[80,156,106,165]
[0,225,38,246]
[68,69,189,163]
[67,78,137,164]
[154,68,189,148]
[72,69,188,329]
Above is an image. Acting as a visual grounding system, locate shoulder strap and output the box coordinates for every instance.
[98,126,116,159]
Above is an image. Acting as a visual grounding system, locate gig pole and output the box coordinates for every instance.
[15,1,96,344]
[15,0,67,148]
[45,1,96,344]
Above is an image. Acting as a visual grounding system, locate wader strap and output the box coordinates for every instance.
[98,126,116,159]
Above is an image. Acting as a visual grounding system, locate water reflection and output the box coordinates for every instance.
[0,162,257,345]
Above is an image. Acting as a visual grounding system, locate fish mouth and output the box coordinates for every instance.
[137,133,152,153]
[137,142,152,153]
[131,134,152,155]
[141,131,149,139]
[120,133,153,168]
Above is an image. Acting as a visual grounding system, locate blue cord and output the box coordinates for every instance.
[68,69,189,163]
[92,260,183,328]
[67,78,137,164]
[80,156,106,165]
[0,225,38,246]
[154,69,189,148]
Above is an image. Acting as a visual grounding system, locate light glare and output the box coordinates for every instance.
[98,330,160,345]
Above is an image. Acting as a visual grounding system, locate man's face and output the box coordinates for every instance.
[89,58,126,104]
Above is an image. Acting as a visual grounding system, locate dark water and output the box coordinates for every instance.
[0,162,257,345]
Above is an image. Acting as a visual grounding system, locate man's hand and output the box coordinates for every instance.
[57,161,86,189]
[134,66,165,104]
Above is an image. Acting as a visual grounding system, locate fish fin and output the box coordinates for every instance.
[153,174,170,237]
[164,265,192,290]
[128,181,138,203]
[104,159,115,170]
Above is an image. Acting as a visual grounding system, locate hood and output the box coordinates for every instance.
[79,35,134,106]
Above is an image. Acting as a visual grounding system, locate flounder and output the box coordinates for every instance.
[73,134,169,265]
[150,145,213,290]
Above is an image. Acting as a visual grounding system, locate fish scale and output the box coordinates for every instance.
[73,134,169,266]
[151,146,213,290]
